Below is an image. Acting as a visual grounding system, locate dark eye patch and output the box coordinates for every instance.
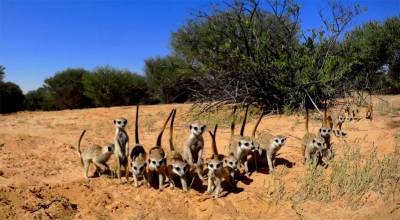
[216,163,221,168]
[152,161,156,165]
[193,127,198,131]
[317,142,321,146]
[244,142,249,147]
[139,166,144,172]
[134,166,137,170]
[175,167,181,171]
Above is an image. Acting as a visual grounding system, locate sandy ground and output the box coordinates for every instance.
[0,96,399,219]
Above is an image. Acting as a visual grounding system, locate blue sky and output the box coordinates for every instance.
[0,0,399,93]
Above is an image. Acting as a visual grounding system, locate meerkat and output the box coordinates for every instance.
[365,104,373,121]
[113,117,130,182]
[130,104,148,187]
[147,109,174,191]
[320,104,333,159]
[302,105,332,165]
[250,111,287,172]
[77,130,114,179]
[303,135,327,166]
[227,105,256,174]
[167,109,190,192]
[206,124,236,198]
[183,117,207,181]
[327,112,346,137]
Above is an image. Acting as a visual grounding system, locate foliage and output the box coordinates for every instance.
[83,66,148,107]
[171,0,363,111]
[0,82,25,113]
[44,68,92,109]
[24,87,56,111]
[144,55,200,103]
[0,65,5,82]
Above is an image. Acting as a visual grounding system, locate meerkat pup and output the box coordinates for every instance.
[167,109,190,192]
[227,105,256,175]
[206,124,236,198]
[130,105,148,187]
[147,109,174,191]
[250,111,287,172]
[113,117,130,182]
[183,116,207,181]
[77,130,114,179]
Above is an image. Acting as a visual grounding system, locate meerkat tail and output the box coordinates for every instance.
[208,124,219,158]
[77,130,86,156]
[135,104,140,144]
[230,105,237,139]
[169,109,176,151]
[240,105,249,137]
[156,108,175,147]
[251,110,265,138]
[305,106,309,133]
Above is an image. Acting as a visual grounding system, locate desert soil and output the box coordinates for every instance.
[0,96,399,219]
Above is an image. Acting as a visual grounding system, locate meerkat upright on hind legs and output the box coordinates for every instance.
[167,109,190,192]
[147,109,174,191]
[327,112,346,137]
[183,115,207,181]
[130,104,148,187]
[77,130,114,179]
[206,124,237,198]
[113,117,130,183]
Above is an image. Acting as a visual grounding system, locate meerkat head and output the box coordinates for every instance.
[238,139,254,151]
[189,123,206,136]
[103,144,115,154]
[252,141,261,154]
[338,114,346,123]
[148,157,166,170]
[223,154,239,170]
[272,135,287,148]
[207,159,223,172]
[312,137,327,150]
[172,161,189,177]
[114,117,128,129]
[132,158,147,176]
[319,127,331,138]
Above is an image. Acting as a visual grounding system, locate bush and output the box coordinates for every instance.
[0,82,25,113]
[44,68,92,109]
[24,87,56,111]
[83,66,148,107]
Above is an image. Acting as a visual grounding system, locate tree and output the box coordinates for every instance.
[171,0,362,111]
[83,66,148,107]
[44,68,92,109]
[0,82,25,113]
[24,87,56,111]
[144,55,200,103]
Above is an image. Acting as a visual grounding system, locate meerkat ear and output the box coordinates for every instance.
[113,120,116,124]
[189,125,192,130]
[148,159,151,163]
[201,125,206,132]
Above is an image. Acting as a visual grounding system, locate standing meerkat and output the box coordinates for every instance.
[251,111,287,172]
[227,105,256,175]
[77,130,114,179]
[183,117,207,181]
[113,117,130,182]
[167,109,190,192]
[130,104,148,187]
[147,109,174,191]
[206,124,237,198]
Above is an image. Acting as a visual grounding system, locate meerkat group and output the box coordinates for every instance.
[75,99,370,197]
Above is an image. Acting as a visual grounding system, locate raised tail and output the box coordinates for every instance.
[156,108,175,147]
[251,110,265,138]
[135,104,140,144]
[208,124,219,158]
[240,105,249,136]
[305,106,309,133]
[77,130,86,155]
[169,109,176,151]
[230,105,237,139]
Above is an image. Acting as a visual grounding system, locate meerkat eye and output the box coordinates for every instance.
[244,142,249,147]
[235,161,238,165]
[216,163,221,168]
[275,139,279,143]
[229,161,233,165]
[193,127,198,131]
[134,166,137,170]
[317,142,321,146]
[139,166,144,172]
[175,167,180,171]
[209,164,214,168]
[152,160,156,165]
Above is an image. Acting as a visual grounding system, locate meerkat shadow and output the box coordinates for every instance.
[189,176,208,193]
[219,183,244,197]
[274,158,295,169]
[238,174,253,185]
